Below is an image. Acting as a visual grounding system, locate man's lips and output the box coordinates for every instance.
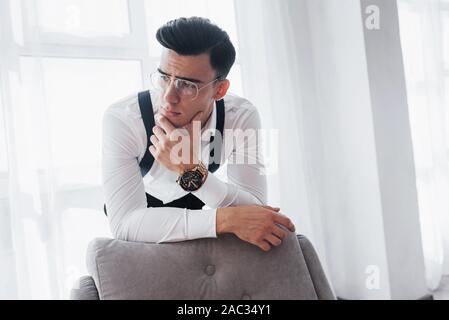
[161,109,181,117]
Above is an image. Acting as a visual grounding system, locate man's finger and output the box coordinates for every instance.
[158,115,175,135]
[273,213,296,232]
[272,225,288,240]
[152,126,167,142]
[257,240,271,252]
[149,145,157,158]
[264,234,282,247]
[149,135,161,149]
[259,205,281,212]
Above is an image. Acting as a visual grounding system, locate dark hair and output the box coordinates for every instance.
[156,17,236,79]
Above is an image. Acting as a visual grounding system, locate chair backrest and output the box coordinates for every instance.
[81,232,335,300]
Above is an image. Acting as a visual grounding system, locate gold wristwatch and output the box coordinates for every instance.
[176,161,208,192]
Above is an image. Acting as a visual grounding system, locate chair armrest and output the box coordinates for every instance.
[70,275,99,300]
[297,235,335,300]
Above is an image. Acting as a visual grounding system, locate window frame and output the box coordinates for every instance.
[18,0,154,89]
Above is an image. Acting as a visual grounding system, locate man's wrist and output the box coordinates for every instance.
[176,161,209,192]
[216,207,234,235]
[175,163,196,175]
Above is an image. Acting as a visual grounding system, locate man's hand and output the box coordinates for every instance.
[149,112,203,175]
[216,205,296,252]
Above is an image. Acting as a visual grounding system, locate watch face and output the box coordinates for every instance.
[180,170,203,191]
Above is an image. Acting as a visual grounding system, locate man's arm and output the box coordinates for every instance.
[215,205,296,252]
[102,109,216,243]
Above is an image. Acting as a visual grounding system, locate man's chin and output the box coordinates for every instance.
[158,111,183,127]
[165,116,188,128]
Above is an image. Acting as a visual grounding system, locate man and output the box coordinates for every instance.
[102,17,295,252]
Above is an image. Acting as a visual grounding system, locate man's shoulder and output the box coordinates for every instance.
[223,92,259,117]
[104,92,141,122]
[223,92,261,129]
[103,91,149,155]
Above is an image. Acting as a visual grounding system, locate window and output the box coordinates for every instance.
[36,0,131,37]
[2,0,242,299]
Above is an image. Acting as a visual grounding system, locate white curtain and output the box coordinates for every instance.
[0,0,240,299]
[398,0,449,290]
[0,0,118,299]
[234,0,449,296]
[233,0,331,279]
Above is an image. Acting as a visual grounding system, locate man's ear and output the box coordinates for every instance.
[213,79,230,101]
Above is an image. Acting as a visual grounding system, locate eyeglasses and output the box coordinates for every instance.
[150,70,222,101]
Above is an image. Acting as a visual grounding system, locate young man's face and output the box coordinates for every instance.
[155,48,228,128]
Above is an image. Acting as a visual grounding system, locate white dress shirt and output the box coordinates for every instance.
[102,90,267,243]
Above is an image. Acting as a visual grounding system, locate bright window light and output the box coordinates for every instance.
[19,57,143,184]
[36,0,130,37]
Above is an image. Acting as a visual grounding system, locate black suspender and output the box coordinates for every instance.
[208,99,224,173]
[138,91,156,177]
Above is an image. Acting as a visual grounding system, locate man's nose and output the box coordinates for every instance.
[163,80,180,105]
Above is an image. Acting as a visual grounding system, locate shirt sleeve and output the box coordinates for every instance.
[192,106,268,207]
[102,108,217,243]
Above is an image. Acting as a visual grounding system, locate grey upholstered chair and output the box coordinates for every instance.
[70,231,334,300]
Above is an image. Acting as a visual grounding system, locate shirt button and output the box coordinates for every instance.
[205,265,215,276]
